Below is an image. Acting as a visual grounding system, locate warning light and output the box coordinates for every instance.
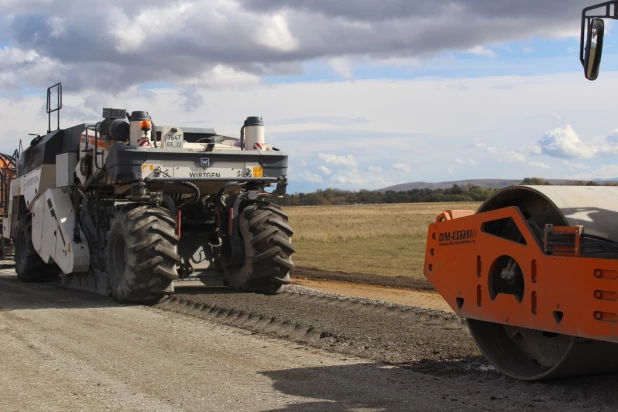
[141,120,151,131]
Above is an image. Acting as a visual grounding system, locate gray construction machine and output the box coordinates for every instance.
[2,84,295,303]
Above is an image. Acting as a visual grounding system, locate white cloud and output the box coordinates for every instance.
[373,56,423,68]
[529,161,550,169]
[0,47,41,66]
[330,169,394,187]
[110,7,147,53]
[455,158,477,166]
[521,143,542,155]
[523,47,533,53]
[318,165,332,175]
[331,173,367,186]
[178,87,204,112]
[474,139,499,154]
[393,163,411,173]
[538,125,596,159]
[536,125,618,160]
[563,160,589,170]
[475,139,527,162]
[368,165,382,173]
[466,46,498,58]
[328,57,353,79]
[192,65,261,88]
[256,13,299,52]
[317,153,358,168]
[501,150,527,163]
[571,164,618,181]
[605,129,618,143]
[48,16,66,38]
[297,170,323,183]
[448,168,454,175]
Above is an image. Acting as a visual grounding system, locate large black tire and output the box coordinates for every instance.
[14,214,60,282]
[224,202,295,294]
[107,204,179,304]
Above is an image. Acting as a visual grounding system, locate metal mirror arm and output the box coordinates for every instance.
[581,2,618,66]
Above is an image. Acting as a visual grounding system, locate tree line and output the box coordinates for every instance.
[273,178,615,206]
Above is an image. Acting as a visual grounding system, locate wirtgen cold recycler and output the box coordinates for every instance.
[2,84,294,303]
[424,2,618,380]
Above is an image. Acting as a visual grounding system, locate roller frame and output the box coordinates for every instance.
[425,204,618,344]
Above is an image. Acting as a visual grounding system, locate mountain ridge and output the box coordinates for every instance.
[380,179,584,192]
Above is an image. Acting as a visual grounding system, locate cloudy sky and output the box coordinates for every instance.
[1,0,618,192]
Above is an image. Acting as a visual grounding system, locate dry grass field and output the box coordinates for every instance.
[285,202,481,280]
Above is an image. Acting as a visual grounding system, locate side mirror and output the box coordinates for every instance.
[584,18,604,81]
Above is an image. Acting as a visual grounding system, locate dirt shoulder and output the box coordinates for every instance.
[292,278,452,312]
[291,266,434,291]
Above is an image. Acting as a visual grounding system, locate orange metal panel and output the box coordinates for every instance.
[424,206,618,344]
[435,210,475,222]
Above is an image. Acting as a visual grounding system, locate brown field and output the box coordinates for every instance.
[285,202,481,280]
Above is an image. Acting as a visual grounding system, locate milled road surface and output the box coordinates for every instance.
[2,270,618,411]
[166,285,472,365]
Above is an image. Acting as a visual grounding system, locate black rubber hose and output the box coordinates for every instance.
[176,182,200,210]
[217,181,239,208]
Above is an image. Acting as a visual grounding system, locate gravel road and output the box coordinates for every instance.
[2,269,618,411]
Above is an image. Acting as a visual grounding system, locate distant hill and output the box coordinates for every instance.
[593,178,618,182]
[380,179,578,192]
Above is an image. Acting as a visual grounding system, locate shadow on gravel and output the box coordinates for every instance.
[0,276,258,312]
[0,275,129,311]
[262,362,618,412]
[397,357,493,378]
[172,284,240,295]
[261,362,436,412]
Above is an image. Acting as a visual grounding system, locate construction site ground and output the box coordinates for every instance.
[2,265,618,411]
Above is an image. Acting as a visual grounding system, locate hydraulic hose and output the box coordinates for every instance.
[176,182,200,210]
[216,181,240,208]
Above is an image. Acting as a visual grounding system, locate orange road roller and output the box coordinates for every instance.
[424,2,618,380]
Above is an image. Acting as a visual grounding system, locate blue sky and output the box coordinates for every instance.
[266,36,588,84]
[1,0,618,193]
